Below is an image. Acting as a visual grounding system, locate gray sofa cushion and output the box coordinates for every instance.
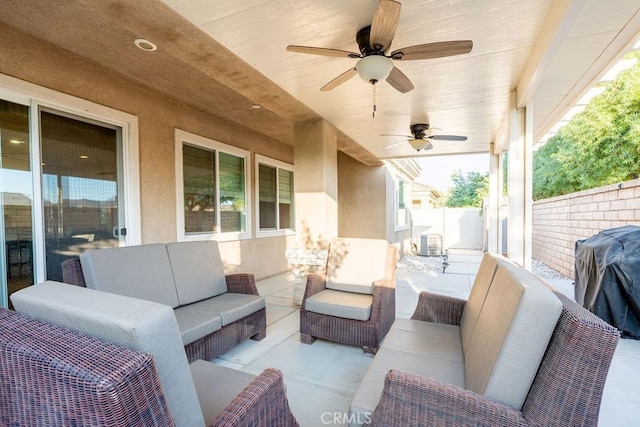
[11,281,205,427]
[191,293,265,326]
[174,304,223,345]
[305,289,373,321]
[350,348,465,426]
[166,241,228,305]
[190,360,256,426]
[464,263,562,409]
[80,243,180,308]
[380,318,462,362]
[326,238,389,295]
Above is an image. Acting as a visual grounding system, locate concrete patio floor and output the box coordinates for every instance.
[212,250,640,426]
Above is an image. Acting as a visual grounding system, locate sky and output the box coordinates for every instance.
[416,153,489,192]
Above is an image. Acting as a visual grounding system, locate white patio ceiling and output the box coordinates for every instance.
[1,0,639,164]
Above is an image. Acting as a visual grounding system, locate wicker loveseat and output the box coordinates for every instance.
[62,240,265,363]
[350,252,619,427]
[8,281,298,427]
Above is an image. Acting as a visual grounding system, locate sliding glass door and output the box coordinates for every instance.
[40,110,124,282]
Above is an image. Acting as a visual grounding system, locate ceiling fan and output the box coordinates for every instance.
[286,0,473,93]
[383,123,467,151]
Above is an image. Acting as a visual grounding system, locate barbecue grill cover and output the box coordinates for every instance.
[575,225,640,338]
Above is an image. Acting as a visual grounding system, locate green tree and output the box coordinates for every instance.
[446,171,489,207]
[533,50,640,199]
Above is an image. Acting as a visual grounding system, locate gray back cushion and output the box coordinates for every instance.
[459,252,500,353]
[80,244,180,308]
[325,238,390,295]
[464,263,562,409]
[11,281,205,427]
[166,241,228,305]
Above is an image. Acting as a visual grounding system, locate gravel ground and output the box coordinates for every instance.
[397,253,572,282]
[531,258,572,281]
[397,254,443,273]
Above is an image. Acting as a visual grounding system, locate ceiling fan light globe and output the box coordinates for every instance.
[356,55,393,84]
[409,138,430,151]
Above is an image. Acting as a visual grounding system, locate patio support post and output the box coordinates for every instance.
[507,91,533,269]
[293,119,338,245]
[487,143,502,254]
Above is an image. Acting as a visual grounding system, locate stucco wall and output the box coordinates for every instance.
[0,23,293,279]
[532,178,640,278]
[337,152,387,239]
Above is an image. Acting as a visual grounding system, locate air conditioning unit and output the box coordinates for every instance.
[420,234,442,256]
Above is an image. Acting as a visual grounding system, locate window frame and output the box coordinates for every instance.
[175,129,251,242]
[254,154,295,238]
[394,175,411,231]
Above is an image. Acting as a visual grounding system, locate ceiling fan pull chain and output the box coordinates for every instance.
[372,83,377,119]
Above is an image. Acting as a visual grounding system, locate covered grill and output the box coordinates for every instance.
[575,225,640,338]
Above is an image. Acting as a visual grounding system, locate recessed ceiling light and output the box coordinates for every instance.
[135,39,157,52]
[9,139,24,144]
[80,155,89,159]
[251,105,262,110]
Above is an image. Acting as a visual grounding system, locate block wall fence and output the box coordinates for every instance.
[532,178,640,278]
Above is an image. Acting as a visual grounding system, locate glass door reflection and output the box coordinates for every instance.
[40,110,122,281]
[0,99,33,308]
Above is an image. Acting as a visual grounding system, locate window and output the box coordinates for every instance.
[176,130,250,240]
[396,178,409,229]
[256,155,294,235]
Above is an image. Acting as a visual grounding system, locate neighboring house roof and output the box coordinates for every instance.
[2,192,31,206]
[412,182,443,199]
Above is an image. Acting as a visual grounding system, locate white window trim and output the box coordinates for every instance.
[0,73,141,285]
[394,175,411,232]
[254,154,296,238]
[175,129,252,242]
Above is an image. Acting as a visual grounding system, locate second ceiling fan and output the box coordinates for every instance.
[286,0,473,93]
[383,123,467,151]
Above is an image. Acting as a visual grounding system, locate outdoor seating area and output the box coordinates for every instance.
[3,245,637,426]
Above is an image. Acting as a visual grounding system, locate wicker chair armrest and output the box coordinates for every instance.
[225,273,259,295]
[371,279,396,320]
[211,368,298,427]
[369,370,528,427]
[61,258,86,287]
[411,291,466,325]
[301,273,327,302]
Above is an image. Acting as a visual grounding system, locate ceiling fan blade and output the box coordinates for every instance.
[386,66,414,93]
[383,140,408,149]
[429,134,468,141]
[320,67,358,91]
[370,0,401,52]
[380,133,412,138]
[286,45,361,58]
[390,40,473,60]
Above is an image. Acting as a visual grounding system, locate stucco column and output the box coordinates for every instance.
[294,119,338,245]
[487,143,502,254]
[507,91,533,268]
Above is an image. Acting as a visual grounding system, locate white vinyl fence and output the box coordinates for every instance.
[412,207,484,252]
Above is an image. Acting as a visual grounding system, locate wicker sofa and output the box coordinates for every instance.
[350,252,620,427]
[8,281,298,427]
[61,241,266,363]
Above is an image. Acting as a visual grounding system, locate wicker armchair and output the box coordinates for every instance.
[368,289,619,427]
[10,281,298,427]
[300,238,397,354]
